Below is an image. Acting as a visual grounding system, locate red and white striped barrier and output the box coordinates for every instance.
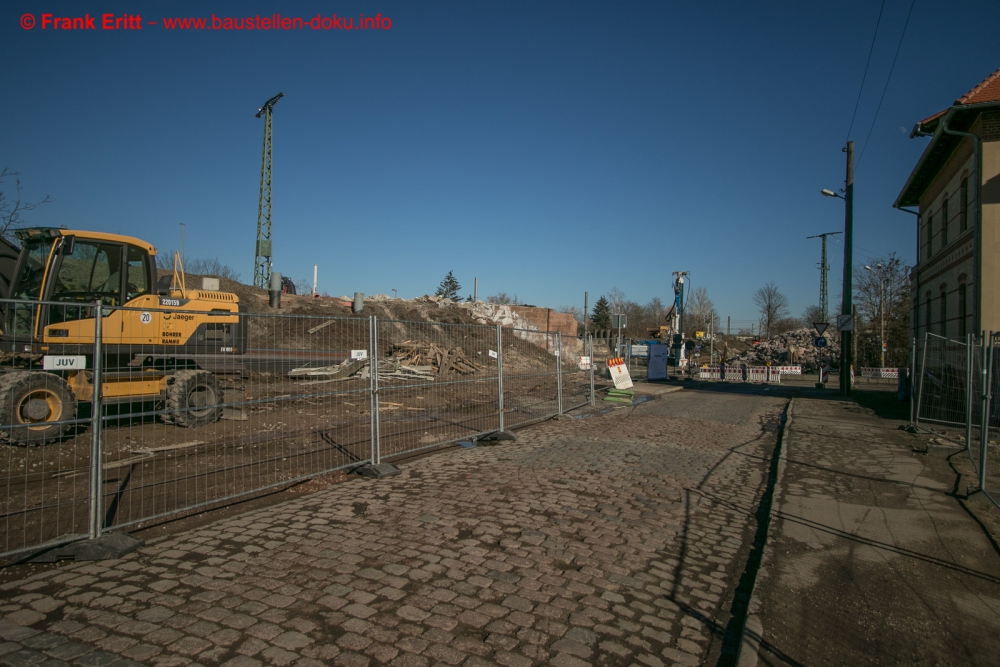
[699,366,744,381]
[858,367,899,379]
[820,365,830,384]
[774,365,802,375]
[699,366,781,383]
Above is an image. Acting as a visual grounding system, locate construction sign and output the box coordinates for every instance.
[607,357,634,389]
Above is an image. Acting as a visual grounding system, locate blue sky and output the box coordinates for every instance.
[4,0,998,325]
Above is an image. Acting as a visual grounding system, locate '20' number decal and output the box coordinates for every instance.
[140,312,152,324]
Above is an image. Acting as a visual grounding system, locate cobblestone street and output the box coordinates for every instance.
[0,389,786,667]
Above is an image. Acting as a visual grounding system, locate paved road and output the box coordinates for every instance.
[0,388,785,667]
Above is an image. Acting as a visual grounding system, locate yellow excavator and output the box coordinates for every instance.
[0,228,246,444]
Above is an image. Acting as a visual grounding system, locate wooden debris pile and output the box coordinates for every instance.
[387,340,481,376]
[288,358,435,385]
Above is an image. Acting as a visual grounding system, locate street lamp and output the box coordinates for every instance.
[821,140,854,396]
[865,264,886,368]
[391,289,397,299]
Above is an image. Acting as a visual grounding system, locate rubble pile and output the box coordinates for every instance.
[725,329,840,371]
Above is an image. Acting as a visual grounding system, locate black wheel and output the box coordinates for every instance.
[0,371,78,445]
[163,370,221,427]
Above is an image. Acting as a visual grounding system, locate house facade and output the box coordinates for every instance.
[895,67,1000,341]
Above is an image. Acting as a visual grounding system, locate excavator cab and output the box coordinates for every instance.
[2,228,155,340]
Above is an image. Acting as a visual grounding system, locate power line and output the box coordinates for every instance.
[855,0,917,170]
[844,0,887,143]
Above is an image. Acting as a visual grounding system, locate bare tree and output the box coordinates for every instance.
[854,253,911,366]
[156,250,240,281]
[801,304,825,326]
[686,287,719,334]
[487,292,519,305]
[1,168,53,239]
[753,282,789,338]
[608,287,627,316]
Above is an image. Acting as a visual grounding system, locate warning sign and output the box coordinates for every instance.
[607,357,634,389]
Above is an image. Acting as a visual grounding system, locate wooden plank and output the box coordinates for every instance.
[438,349,456,376]
[307,320,337,334]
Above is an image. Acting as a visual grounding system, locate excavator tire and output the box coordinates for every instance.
[0,371,78,445]
[162,370,222,428]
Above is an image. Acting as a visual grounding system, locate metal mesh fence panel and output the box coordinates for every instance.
[97,306,372,532]
[501,327,563,428]
[915,334,971,428]
[374,319,500,460]
[558,333,591,412]
[967,339,985,479]
[982,336,1000,505]
[0,300,96,562]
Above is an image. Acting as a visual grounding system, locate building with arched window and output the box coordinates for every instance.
[895,67,1000,340]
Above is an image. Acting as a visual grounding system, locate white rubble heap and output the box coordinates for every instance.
[725,328,841,372]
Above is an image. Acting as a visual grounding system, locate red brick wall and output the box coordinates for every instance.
[981,111,1000,141]
[510,306,578,337]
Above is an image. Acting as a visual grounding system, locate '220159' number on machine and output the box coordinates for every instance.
[160,298,181,306]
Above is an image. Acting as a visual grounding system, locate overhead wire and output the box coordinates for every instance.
[844,0,888,143]
[855,0,918,170]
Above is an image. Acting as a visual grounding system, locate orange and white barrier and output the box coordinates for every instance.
[858,367,899,379]
[607,357,634,389]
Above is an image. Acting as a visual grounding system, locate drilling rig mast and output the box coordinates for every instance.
[253,92,284,289]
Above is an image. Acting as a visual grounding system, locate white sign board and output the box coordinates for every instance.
[836,314,854,332]
[350,349,369,360]
[607,358,634,389]
[43,355,86,370]
[488,349,498,359]
[578,356,591,370]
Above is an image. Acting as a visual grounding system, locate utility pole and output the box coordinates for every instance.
[841,141,855,397]
[807,231,841,322]
[253,92,284,289]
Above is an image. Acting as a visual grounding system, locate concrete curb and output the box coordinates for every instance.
[738,397,795,667]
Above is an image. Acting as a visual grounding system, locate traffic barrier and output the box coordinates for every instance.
[700,365,781,383]
[859,367,899,379]
[700,366,745,381]
[774,365,802,374]
[820,365,830,384]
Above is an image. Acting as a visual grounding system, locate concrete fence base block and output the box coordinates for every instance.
[355,463,401,479]
[963,488,998,507]
[30,532,143,563]
[478,431,517,444]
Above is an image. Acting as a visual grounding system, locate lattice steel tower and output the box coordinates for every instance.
[253,92,284,289]
[807,231,841,322]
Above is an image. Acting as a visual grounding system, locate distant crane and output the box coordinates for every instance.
[253,92,284,289]
[807,231,841,322]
